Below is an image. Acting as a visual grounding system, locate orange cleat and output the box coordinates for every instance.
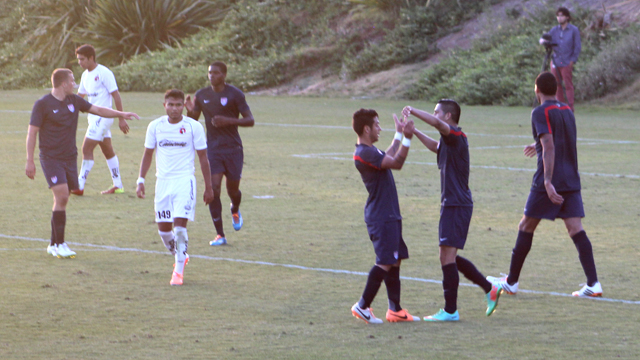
[70,189,84,196]
[101,186,124,194]
[386,309,421,322]
[170,271,183,286]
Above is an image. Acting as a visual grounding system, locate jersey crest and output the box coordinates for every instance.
[220,97,228,106]
[94,75,99,81]
[67,104,75,113]
[51,176,58,184]
[179,127,186,134]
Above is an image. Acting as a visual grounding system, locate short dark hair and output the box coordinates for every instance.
[437,99,461,124]
[535,72,557,96]
[75,44,96,61]
[51,68,73,88]
[209,61,227,74]
[352,108,378,136]
[164,89,185,101]
[556,7,571,20]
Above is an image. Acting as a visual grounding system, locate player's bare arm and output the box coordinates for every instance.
[197,149,214,205]
[136,148,155,199]
[212,109,255,128]
[540,133,563,205]
[524,142,537,157]
[385,114,405,156]
[403,106,450,136]
[413,128,438,153]
[185,95,201,120]
[381,119,414,170]
[88,105,139,121]
[25,125,39,179]
[111,90,129,134]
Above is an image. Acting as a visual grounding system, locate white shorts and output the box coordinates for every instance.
[154,175,197,223]
[85,117,114,141]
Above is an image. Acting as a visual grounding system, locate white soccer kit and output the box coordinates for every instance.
[144,115,207,222]
[78,64,119,141]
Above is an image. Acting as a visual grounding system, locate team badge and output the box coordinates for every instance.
[51,176,58,184]
[220,97,228,106]
[185,204,192,211]
[95,75,99,81]
[179,127,186,134]
[67,104,75,113]
[394,251,398,259]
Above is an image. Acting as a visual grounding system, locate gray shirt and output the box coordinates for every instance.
[549,23,581,67]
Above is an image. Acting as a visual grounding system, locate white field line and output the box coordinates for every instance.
[292,153,640,179]
[2,233,638,305]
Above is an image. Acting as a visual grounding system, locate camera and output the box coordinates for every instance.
[539,33,556,49]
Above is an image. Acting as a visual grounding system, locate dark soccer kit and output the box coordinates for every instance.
[354,144,408,265]
[192,85,250,180]
[525,100,584,220]
[437,125,473,249]
[30,94,92,189]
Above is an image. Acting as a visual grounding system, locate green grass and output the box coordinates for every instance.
[1,90,639,359]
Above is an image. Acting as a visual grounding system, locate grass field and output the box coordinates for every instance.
[1,90,639,359]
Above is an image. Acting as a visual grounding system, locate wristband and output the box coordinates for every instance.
[401,137,411,147]
[136,177,145,185]
[394,132,403,141]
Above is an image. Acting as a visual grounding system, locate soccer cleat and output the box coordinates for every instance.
[170,271,183,286]
[486,284,503,316]
[56,242,76,258]
[386,309,421,322]
[351,303,383,324]
[101,186,124,194]
[70,189,84,196]
[486,274,519,295]
[46,244,58,257]
[231,207,243,231]
[572,282,603,297]
[424,309,459,322]
[209,235,227,246]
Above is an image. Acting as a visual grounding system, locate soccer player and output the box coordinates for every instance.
[136,89,214,286]
[71,44,128,195]
[350,108,421,324]
[402,100,502,321]
[185,61,254,246]
[26,68,139,258]
[487,72,602,298]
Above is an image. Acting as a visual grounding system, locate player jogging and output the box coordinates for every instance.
[185,61,254,246]
[350,108,421,324]
[72,44,129,195]
[136,89,214,286]
[403,100,502,321]
[26,68,139,258]
[487,72,602,298]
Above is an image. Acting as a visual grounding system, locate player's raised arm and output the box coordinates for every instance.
[136,147,154,199]
[25,125,39,179]
[403,105,450,136]
[385,114,405,157]
[413,128,438,153]
[88,104,139,121]
[381,119,414,170]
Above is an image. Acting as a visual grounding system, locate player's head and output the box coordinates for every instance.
[535,72,557,97]
[208,61,227,87]
[75,44,96,69]
[164,89,185,120]
[353,108,381,142]
[434,99,461,124]
[556,7,571,23]
[51,68,75,94]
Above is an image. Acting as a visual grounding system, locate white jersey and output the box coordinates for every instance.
[78,64,118,121]
[144,115,207,179]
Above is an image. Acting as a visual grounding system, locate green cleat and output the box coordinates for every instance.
[424,309,459,322]
[486,283,502,316]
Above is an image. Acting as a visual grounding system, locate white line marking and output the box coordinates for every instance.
[2,233,637,305]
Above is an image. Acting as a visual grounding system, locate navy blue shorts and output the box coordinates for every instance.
[524,190,585,220]
[40,157,79,190]
[439,206,473,249]
[208,149,243,181]
[366,220,408,265]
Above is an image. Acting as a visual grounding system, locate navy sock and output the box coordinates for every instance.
[384,266,402,312]
[456,256,492,293]
[51,210,66,245]
[358,265,388,309]
[230,190,242,214]
[208,196,224,236]
[571,231,598,286]
[442,263,459,314]
[508,231,534,284]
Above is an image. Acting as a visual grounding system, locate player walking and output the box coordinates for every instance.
[136,89,214,286]
[185,61,254,246]
[26,69,139,258]
[487,72,602,298]
[403,100,502,321]
[350,108,421,324]
[72,44,129,195]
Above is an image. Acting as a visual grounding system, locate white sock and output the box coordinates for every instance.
[78,160,94,190]
[158,230,175,255]
[174,227,188,274]
[106,155,123,188]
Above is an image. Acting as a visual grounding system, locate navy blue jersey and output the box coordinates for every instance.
[437,124,473,207]
[354,144,402,224]
[192,84,250,153]
[30,94,92,160]
[530,100,581,192]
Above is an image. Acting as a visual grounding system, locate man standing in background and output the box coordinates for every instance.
[548,7,581,111]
